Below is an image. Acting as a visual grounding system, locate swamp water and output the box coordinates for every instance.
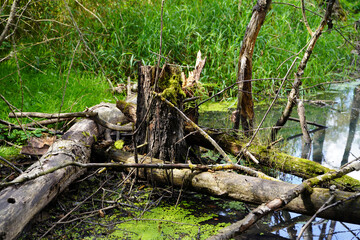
[197,80,360,239]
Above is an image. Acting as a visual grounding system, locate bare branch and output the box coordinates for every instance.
[301,0,314,36]
[0,0,19,47]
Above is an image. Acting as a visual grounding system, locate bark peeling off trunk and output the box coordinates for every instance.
[136,64,187,162]
[234,0,272,134]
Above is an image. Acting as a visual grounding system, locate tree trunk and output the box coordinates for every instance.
[136,64,187,162]
[0,103,122,240]
[233,0,272,135]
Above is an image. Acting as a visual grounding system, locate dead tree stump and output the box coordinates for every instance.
[136,64,187,162]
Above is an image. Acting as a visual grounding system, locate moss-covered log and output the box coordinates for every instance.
[186,126,360,192]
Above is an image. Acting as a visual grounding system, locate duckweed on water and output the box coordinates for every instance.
[96,203,229,239]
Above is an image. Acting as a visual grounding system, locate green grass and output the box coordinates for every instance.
[0,62,114,122]
[0,0,359,120]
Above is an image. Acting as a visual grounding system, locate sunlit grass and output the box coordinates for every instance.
[0,62,114,122]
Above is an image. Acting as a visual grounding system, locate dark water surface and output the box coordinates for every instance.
[199,80,360,239]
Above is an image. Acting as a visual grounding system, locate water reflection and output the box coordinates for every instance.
[342,86,360,165]
[284,81,360,180]
[199,80,360,239]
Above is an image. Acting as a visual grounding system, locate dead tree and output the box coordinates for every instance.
[0,103,124,240]
[136,64,187,162]
[233,0,272,136]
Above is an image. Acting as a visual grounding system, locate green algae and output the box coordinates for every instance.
[96,202,229,239]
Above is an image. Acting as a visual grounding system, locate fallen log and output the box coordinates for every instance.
[117,97,360,192]
[109,150,360,224]
[0,103,123,240]
[186,127,360,192]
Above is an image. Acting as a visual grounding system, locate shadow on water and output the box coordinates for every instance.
[199,80,360,239]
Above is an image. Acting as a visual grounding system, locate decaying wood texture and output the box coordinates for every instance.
[109,150,360,225]
[233,0,272,135]
[0,103,123,240]
[271,0,335,141]
[136,64,187,162]
[110,97,360,191]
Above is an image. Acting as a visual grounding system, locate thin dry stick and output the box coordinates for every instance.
[272,2,322,17]
[153,92,279,181]
[5,0,31,42]
[57,40,80,130]
[0,156,23,174]
[154,0,165,90]
[237,57,299,163]
[271,0,335,141]
[12,34,28,139]
[0,0,9,15]
[0,158,282,188]
[40,180,109,238]
[9,111,97,118]
[74,0,107,31]
[301,0,314,36]
[340,222,360,240]
[296,186,336,240]
[0,0,19,47]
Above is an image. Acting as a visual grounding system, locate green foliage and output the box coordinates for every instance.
[0,127,45,145]
[1,0,358,104]
[114,139,124,149]
[0,62,114,122]
[101,204,227,239]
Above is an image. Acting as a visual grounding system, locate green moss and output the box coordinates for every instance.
[199,101,236,113]
[0,146,21,159]
[160,74,186,105]
[249,144,360,191]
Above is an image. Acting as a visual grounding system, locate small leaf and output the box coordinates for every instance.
[114,140,124,149]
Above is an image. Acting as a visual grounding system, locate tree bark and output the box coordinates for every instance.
[136,64,187,162]
[233,0,272,135]
[0,103,122,240]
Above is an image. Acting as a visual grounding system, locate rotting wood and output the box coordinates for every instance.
[108,150,360,225]
[109,96,360,191]
[0,103,122,240]
[136,64,187,162]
